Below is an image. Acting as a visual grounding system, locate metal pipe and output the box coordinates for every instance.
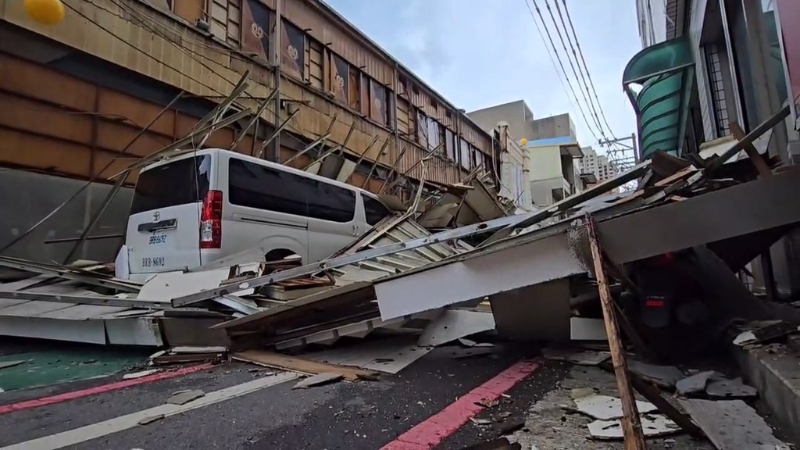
[257,109,299,159]
[272,0,283,162]
[231,87,279,149]
[285,112,338,164]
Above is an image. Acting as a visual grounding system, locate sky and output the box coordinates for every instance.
[325,0,643,152]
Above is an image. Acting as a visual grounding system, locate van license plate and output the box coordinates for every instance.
[148,234,167,245]
[141,256,165,268]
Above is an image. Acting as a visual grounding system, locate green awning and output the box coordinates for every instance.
[623,36,695,160]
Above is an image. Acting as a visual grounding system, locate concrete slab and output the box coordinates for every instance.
[731,344,800,443]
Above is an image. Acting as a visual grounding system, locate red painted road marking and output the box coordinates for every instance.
[382,359,540,450]
[0,363,213,415]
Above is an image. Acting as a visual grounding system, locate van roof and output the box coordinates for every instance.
[140,148,382,198]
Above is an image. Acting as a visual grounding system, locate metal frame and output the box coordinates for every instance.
[0,291,168,309]
[0,257,142,293]
[284,113,338,165]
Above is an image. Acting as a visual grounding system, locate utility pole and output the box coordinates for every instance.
[598,133,638,171]
[271,0,283,162]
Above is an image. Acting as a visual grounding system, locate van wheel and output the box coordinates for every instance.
[264,249,297,262]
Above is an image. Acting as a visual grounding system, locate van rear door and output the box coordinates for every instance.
[126,154,213,274]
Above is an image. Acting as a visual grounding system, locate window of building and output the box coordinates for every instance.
[281,19,305,80]
[348,68,360,111]
[240,0,270,61]
[330,53,349,104]
[475,149,484,169]
[704,44,731,137]
[459,138,471,170]
[228,159,356,222]
[427,117,441,151]
[207,0,241,44]
[445,128,456,161]
[307,39,324,89]
[416,110,428,147]
[369,78,389,125]
[360,73,370,116]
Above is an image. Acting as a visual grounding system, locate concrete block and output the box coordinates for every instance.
[731,344,800,443]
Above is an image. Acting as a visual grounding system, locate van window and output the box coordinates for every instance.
[228,158,356,223]
[363,196,391,225]
[131,155,211,215]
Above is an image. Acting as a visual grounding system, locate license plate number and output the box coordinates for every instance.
[148,233,167,245]
[141,256,165,268]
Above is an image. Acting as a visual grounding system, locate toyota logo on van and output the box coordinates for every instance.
[153,211,161,222]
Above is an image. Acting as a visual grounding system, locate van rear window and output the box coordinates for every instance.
[130,155,211,215]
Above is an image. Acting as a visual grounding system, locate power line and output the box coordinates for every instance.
[559,0,620,142]
[526,0,600,143]
[557,1,638,167]
[550,0,607,140]
[522,0,580,121]
[543,0,605,140]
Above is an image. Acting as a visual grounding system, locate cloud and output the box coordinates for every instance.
[325,0,642,150]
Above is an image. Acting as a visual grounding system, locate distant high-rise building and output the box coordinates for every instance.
[579,147,619,182]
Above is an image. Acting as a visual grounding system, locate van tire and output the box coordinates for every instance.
[264,249,297,262]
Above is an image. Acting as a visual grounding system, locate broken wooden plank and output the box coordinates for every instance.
[705,104,789,173]
[730,122,773,177]
[232,350,378,381]
[680,399,790,450]
[586,215,647,450]
[292,372,343,389]
[629,376,705,438]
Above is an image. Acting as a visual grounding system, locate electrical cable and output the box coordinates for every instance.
[544,0,606,139]
[526,0,600,143]
[560,0,620,142]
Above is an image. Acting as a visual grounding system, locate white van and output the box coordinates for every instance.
[124,148,391,279]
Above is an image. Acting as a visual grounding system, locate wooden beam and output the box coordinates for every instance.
[629,375,705,439]
[586,214,647,450]
[705,104,789,173]
[730,122,772,177]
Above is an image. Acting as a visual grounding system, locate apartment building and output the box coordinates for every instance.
[580,146,619,182]
[469,100,584,207]
[525,136,583,207]
[0,0,496,262]
[627,0,800,295]
[469,101,577,143]
[466,104,532,210]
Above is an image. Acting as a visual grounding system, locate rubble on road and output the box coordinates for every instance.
[3,107,800,450]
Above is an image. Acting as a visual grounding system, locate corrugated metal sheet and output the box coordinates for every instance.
[0,276,163,346]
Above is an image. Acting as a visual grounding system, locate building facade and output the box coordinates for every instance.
[628,0,800,296]
[466,104,532,210]
[636,0,668,47]
[580,146,619,182]
[525,137,583,207]
[0,0,497,262]
[469,100,585,207]
[495,123,532,211]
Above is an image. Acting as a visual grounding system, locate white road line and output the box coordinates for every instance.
[3,371,299,450]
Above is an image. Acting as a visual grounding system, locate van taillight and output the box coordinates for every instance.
[200,190,222,249]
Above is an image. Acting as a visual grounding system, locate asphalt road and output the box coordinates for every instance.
[0,344,564,450]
